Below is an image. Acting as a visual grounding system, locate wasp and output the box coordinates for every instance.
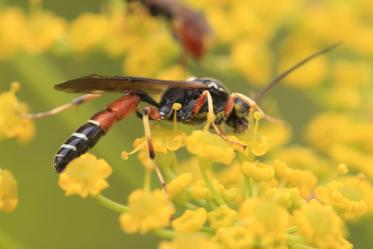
[28,43,340,189]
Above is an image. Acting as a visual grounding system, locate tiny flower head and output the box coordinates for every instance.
[58,153,112,198]
[167,173,193,200]
[315,180,368,219]
[120,189,174,234]
[241,160,274,182]
[293,200,352,249]
[214,226,254,249]
[0,168,18,212]
[239,199,289,246]
[208,205,237,230]
[186,130,235,165]
[0,82,35,143]
[172,208,207,233]
[273,159,317,197]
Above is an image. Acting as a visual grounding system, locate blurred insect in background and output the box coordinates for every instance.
[127,0,212,61]
[27,43,340,190]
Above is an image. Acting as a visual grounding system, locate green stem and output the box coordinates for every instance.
[199,158,225,206]
[251,178,258,198]
[243,175,251,199]
[95,194,128,213]
[287,226,297,234]
[152,228,176,239]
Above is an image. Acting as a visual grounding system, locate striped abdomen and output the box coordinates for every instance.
[54,94,140,173]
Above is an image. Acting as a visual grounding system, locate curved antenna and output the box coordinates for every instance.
[254,42,342,102]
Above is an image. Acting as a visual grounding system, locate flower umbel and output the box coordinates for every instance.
[120,189,174,234]
[0,82,35,143]
[58,153,112,198]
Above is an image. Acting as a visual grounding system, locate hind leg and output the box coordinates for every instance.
[24,94,101,119]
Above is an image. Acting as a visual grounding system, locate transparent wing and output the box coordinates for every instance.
[55,74,207,94]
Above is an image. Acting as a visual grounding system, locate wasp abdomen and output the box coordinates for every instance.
[54,121,104,173]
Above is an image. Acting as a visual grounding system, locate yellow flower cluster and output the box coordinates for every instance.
[2,0,368,248]
[0,82,35,143]
[57,106,366,249]
[0,168,18,212]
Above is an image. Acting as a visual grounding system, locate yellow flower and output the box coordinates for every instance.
[157,65,190,81]
[22,10,66,54]
[189,179,239,204]
[315,180,367,220]
[239,199,289,246]
[231,40,271,86]
[273,159,317,197]
[275,146,333,177]
[338,176,373,215]
[167,173,193,199]
[186,131,235,165]
[293,200,352,249]
[68,13,109,53]
[240,160,274,182]
[159,233,221,249]
[58,153,112,198]
[0,8,27,59]
[207,206,237,230]
[0,82,35,143]
[0,169,18,212]
[279,48,329,89]
[120,189,174,234]
[265,187,304,211]
[214,226,254,249]
[172,208,207,233]
[123,32,178,76]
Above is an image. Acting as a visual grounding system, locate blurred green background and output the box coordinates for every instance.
[0,0,372,248]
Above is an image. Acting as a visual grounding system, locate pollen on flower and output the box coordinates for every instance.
[58,153,112,198]
[0,82,35,143]
[172,208,207,233]
[0,168,18,212]
[119,189,174,234]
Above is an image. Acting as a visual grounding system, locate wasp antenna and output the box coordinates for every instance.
[254,42,342,102]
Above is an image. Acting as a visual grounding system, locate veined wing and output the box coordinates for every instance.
[54,74,207,94]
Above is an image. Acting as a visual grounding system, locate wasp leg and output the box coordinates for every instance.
[194,91,247,149]
[229,93,286,126]
[142,106,167,193]
[24,94,101,119]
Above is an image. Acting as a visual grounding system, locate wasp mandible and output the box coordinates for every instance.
[28,43,340,190]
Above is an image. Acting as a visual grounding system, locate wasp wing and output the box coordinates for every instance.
[54,74,207,94]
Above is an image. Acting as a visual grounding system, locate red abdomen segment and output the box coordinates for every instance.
[54,94,140,173]
[92,94,140,132]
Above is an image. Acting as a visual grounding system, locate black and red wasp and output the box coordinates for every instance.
[28,43,340,189]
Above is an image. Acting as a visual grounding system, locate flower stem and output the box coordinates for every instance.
[95,194,128,213]
[152,228,176,239]
[251,178,258,198]
[199,158,225,206]
[243,175,251,199]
